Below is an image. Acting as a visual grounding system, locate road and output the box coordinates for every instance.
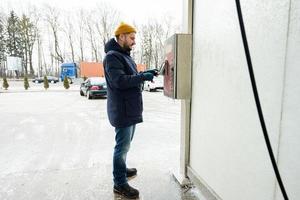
[0,81,201,200]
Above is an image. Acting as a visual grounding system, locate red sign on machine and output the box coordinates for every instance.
[163,41,175,98]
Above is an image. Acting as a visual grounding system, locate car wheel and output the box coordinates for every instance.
[80,90,84,96]
[87,91,92,99]
[51,80,55,84]
[35,80,39,83]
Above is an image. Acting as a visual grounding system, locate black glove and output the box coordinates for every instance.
[143,69,159,76]
[142,72,154,81]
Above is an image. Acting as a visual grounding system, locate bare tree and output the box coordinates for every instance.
[19,14,38,76]
[139,16,179,69]
[46,23,55,75]
[151,21,163,69]
[84,13,99,62]
[63,14,75,63]
[76,9,86,62]
[140,22,154,68]
[36,31,42,76]
[36,27,48,77]
[44,5,64,64]
[95,3,120,48]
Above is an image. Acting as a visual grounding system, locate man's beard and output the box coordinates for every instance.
[123,43,132,52]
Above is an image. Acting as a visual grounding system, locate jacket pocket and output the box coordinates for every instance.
[124,95,143,117]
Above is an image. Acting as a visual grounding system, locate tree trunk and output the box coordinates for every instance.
[29,50,34,75]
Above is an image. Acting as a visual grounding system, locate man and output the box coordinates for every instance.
[103,22,158,199]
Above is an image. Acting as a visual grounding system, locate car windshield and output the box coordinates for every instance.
[89,77,105,84]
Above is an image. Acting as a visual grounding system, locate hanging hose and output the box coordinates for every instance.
[235,0,289,199]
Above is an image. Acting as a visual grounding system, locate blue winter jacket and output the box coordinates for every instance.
[103,38,145,128]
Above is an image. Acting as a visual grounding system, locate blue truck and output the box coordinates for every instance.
[60,63,78,83]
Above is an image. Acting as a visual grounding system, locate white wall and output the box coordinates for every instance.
[275,0,300,199]
[189,0,298,199]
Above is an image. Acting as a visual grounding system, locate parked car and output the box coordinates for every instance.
[143,75,164,92]
[80,77,107,99]
[32,76,59,84]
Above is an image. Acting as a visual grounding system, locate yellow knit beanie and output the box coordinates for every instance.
[114,22,136,36]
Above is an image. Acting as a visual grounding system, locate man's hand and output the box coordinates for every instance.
[143,69,159,76]
[142,72,154,81]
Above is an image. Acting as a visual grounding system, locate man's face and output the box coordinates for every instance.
[119,32,136,51]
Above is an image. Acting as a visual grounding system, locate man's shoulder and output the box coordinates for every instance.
[104,50,122,61]
[106,50,123,57]
[104,50,126,68]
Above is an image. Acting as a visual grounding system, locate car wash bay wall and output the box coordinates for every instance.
[188,0,300,199]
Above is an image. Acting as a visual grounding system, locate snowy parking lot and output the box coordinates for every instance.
[0,81,200,200]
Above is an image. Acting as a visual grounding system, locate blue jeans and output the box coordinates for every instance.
[113,124,136,186]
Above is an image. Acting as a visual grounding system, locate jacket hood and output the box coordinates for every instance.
[104,38,130,55]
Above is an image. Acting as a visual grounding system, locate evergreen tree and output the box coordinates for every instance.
[2,77,9,90]
[43,75,49,90]
[6,11,23,57]
[0,16,6,75]
[63,76,70,89]
[6,11,23,78]
[24,76,29,90]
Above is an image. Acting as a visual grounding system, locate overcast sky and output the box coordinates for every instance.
[0,0,183,25]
